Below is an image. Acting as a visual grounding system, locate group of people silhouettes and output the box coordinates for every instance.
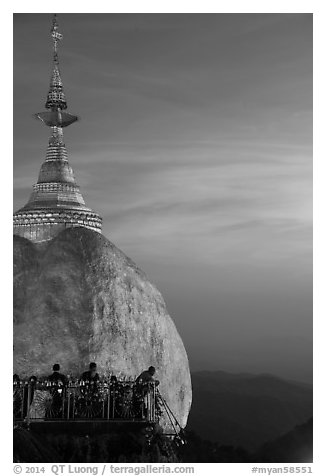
[14,362,159,390]
[14,363,160,421]
[45,362,100,386]
[43,362,159,387]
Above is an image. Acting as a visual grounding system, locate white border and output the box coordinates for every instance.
[3,2,321,474]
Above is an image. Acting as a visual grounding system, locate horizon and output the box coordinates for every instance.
[190,368,312,385]
[14,13,312,383]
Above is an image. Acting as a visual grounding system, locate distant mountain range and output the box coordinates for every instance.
[187,371,312,452]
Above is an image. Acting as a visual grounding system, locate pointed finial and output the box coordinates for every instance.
[35,13,78,126]
[44,13,68,112]
[51,13,63,65]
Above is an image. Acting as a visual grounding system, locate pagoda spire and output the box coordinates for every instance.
[13,14,102,243]
[47,13,66,110]
[35,14,78,128]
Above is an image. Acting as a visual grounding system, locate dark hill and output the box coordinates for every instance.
[254,417,313,462]
[187,371,312,451]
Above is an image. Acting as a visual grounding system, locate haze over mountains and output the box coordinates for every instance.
[187,370,312,452]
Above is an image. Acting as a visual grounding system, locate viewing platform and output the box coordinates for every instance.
[14,378,162,427]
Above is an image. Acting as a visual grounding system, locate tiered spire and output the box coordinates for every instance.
[13,14,102,243]
[35,14,77,128]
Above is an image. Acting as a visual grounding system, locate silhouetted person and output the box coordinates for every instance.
[135,366,159,419]
[13,374,20,384]
[136,366,159,385]
[81,362,100,383]
[48,364,67,386]
[110,375,118,384]
[45,366,66,418]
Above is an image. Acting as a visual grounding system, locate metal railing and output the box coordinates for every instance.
[13,379,162,425]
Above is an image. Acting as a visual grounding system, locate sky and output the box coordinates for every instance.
[13,13,312,383]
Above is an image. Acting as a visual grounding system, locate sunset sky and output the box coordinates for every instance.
[13,13,312,382]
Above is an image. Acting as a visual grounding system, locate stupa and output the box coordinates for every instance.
[13,14,102,243]
[13,14,192,432]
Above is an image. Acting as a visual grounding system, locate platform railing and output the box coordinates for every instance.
[13,379,162,424]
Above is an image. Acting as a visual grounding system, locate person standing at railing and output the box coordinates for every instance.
[135,366,160,420]
[80,362,100,384]
[77,363,101,418]
[136,366,160,386]
[48,363,67,386]
[47,364,67,418]
[136,366,154,383]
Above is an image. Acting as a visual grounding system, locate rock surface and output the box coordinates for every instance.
[13,227,192,429]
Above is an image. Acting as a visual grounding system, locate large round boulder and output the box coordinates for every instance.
[13,227,192,429]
